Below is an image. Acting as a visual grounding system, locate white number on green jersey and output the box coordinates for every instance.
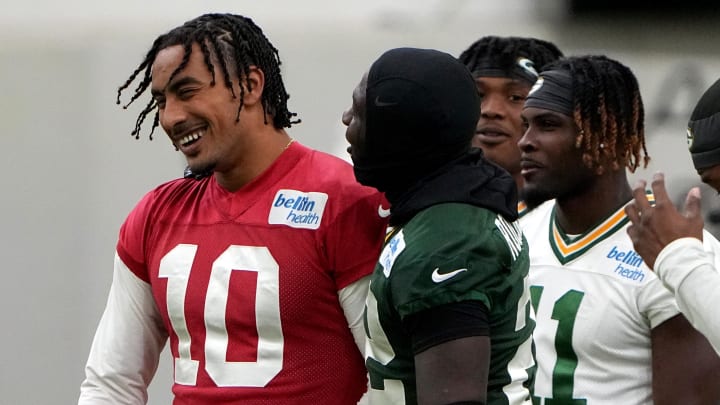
[365,283,407,402]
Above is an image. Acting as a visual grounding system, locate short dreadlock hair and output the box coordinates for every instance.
[545,55,650,173]
[117,13,299,140]
[458,36,564,78]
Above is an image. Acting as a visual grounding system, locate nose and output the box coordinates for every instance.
[518,126,534,152]
[159,97,187,135]
[480,93,504,119]
[341,106,352,127]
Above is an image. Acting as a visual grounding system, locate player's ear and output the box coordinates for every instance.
[241,66,264,106]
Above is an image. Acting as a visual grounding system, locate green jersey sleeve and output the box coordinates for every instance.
[387,203,524,319]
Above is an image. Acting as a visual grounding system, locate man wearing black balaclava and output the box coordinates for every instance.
[627,77,720,354]
[341,47,534,405]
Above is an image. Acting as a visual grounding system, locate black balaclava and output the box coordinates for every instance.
[688,78,720,170]
[352,48,480,198]
[352,47,518,225]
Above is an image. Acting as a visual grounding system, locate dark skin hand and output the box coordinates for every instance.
[628,172,720,403]
[625,172,704,269]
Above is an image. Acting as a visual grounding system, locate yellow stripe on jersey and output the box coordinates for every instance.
[384,226,399,244]
[549,193,654,264]
[552,209,626,256]
[517,201,528,217]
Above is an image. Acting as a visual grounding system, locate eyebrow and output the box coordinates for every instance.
[506,81,531,90]
[535,112,563,119]
[151,76,203,98]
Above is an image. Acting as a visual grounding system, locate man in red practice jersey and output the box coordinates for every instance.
[78,13,387,405]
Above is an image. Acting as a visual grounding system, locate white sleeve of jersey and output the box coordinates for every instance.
[636,275,680,330]
[655,235,720,355]
[78,252,168,405]
[338,275,371,357]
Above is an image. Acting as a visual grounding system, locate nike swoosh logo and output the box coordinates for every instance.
[378,204,391,218]
[431,267,468,283]
[374,96,398,107]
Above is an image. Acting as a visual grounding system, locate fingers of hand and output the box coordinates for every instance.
[625,202,642,225]
[650,172,672,207]
[632,179,652,212]
[684,187,702,219]
[626,223,639,242]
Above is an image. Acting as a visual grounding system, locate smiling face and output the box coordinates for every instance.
[151,42,244,174]
[473,76,532,178]
[341,72,368,164]
[519,106,595,208]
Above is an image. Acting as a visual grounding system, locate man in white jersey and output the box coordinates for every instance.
[626,77,720,353]
[519,55,720,404]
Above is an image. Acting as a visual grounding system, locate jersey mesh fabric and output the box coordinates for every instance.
[116,142,387,404]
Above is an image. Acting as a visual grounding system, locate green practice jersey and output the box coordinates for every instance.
[364,203,535,404]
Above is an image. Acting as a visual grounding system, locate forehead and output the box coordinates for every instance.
[475,76,531,90]
[521,106,572,122]
[151,42,223,88]
[352,72,369,102]
[151,44,188,80]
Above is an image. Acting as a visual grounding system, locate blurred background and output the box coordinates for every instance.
[1,1,719,403]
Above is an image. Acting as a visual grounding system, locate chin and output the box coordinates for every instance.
[521,185,553,211]
[187,160,216,175]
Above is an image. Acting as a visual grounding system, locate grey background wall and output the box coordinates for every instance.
[1,1,718,404]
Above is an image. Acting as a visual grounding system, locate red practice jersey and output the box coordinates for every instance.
[117,142,387,404]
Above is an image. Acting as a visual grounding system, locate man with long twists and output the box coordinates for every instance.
[78,13,387,404]
[519,55,720,404]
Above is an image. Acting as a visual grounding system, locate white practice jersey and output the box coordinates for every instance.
[521,200,678,405]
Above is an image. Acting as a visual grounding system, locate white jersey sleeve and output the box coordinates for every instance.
[636,273,682,330]
[338,275,370,357]
[655,234,720,354]
[78,252,168,405]
[338,275,372,405]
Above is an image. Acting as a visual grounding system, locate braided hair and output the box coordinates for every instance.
[545,55,649,173]
[458,36,564,76]
[117,13,299,140]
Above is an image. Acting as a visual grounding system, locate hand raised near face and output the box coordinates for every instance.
[625,172,704,269]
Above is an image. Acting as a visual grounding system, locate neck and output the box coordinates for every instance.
[554,172,632,235]
[215,125,293,192]
[513,172,524,193]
